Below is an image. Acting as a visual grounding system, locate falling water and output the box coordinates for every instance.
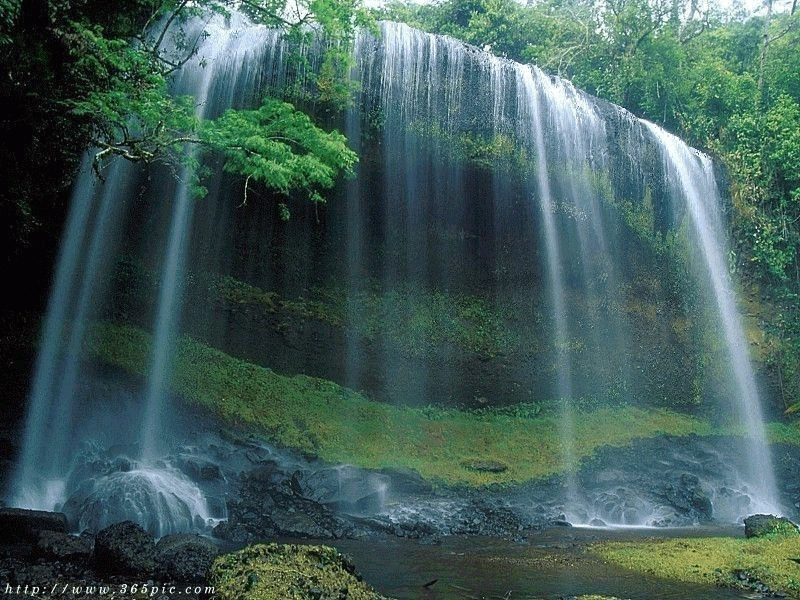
[517,66,577,504]
[11,15,781,533]
[645,122,780,514]
[12,158,135,509]
[138,20,237,461]
[11,14,275,532]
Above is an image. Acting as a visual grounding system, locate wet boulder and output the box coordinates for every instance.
[744,514,799,538]
[175,454,223,482]
[94,521,157,577]
[156,533,220,582]
[0,508,67,544]
[36,530,93,563]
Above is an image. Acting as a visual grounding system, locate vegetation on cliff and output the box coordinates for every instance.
[0,0,365,310]
[83,320,778,486]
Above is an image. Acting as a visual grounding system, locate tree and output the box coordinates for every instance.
[73,1,364,204]
[2,0,363,237]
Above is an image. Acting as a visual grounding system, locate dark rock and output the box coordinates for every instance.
[0,508,67,543]
[175,455,223,482]
[267,500,349,539]
[302,466,389,513]
[662,473,713,521]
[379,467,433,495]
[460,459,508,473]
[155,533,219,582]
[247,461,281,484]
[744,514,799,538]
[94,521,157,577]
[35,530,93,562]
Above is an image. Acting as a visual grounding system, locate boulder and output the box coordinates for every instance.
[94,521,157,576]
[209,543,391,600]
[0,508,67,544]
[744,514,799,538]
[175,454,223,482]
[36,530,93,562]
[155,533,219,582]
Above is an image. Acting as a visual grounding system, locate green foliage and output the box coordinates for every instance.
[66,8,360,204]
[201,98,357,194]
[404,119,530,174]
[0,0,18,45]
[2,0,364,229]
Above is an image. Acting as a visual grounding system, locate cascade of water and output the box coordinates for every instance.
[517,66,577,500]
[139,16,272,461]
[12,14,273,526]
[11,14,781,532]
[645,122,780,514]
[12,158,133,509]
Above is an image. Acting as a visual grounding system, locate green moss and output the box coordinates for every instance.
[190,268,518,360]
[205,274,280,309]
[279,284,518,359]
[406,119,530,174]
[590,535,800,598]
[767,421,800,444]
[211,544,391,600]
[84,321,718,485]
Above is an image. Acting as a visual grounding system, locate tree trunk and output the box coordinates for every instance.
[757,0,773,110]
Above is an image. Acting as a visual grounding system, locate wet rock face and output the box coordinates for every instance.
[216,468,354,543]
[569,435,791,526]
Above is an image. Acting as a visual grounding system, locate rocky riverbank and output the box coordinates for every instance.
[4,507,798,600]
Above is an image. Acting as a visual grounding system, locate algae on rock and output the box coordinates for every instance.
[211,543,394,600]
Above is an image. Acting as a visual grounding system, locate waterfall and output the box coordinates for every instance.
[645,122,780,515]
[10,14,780,532]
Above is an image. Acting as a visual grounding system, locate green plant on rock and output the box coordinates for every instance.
[82,320,723,485]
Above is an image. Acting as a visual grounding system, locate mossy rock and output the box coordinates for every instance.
[590,534,800,597]
[744,514,799,538]
[210,543,393,600]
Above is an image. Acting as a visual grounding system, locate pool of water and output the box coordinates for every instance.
[328,526,758,600]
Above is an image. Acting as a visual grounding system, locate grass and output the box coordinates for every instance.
[83,321,731,486]
[590,532,800,598]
